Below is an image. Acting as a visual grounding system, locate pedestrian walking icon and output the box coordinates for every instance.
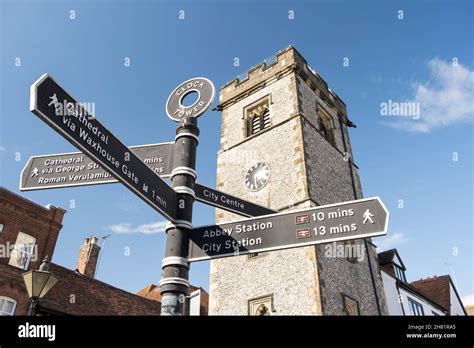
[363,209,375,224]
[48,93,58,107]
[48,93,62,116]
[31,167,39,177]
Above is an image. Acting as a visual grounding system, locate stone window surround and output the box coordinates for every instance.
[342,293,360,316]
[243,94,272,137]
[248,294,276,316]
[316,102,336,147]
[315,101,336,127]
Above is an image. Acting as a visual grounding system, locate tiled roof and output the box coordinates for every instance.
[377,248,406,270]
[377,249,396,265]
[1,263,161,315]
[410,275,451,312]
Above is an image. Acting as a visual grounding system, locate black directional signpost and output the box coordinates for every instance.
[159,77,215,315]
[20,142,174,191]
[30,74,177,221]
[188,197,388,261]
[26,73,390,316]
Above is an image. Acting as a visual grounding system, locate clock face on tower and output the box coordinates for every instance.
[244,162,271,191]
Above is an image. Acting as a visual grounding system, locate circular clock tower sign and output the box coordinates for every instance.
[166,77,215,122]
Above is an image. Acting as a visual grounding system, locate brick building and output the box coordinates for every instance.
[0,187,162,315]
[209,46,387,315]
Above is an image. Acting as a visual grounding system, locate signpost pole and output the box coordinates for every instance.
[159,117,199,315]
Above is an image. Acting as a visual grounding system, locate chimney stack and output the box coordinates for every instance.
[77,236,101,278]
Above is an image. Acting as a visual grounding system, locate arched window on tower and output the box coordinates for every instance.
[262,109,271,129]
[316,103,336,147]
[245,97,271,137]
[318,116,329,138]
[251,114,261,135]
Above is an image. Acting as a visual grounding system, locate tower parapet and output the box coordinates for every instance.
[219,45,348,119]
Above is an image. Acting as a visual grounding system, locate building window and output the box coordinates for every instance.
[245,97,271,136]
[0,296,17,316]
[345,240,358,263]
[342,294,360,315]
[316,103,335,146]
[9,232,36,270]
[0,223,4,234]
[394,264,407,283]
[248,294,274,316]
[408,298,425,316]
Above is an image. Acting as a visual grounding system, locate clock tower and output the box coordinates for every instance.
[209,46,387,315]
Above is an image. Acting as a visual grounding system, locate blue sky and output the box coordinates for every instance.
[1,0,472,305]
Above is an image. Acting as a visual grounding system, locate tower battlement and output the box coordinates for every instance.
[219,46,347,117]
